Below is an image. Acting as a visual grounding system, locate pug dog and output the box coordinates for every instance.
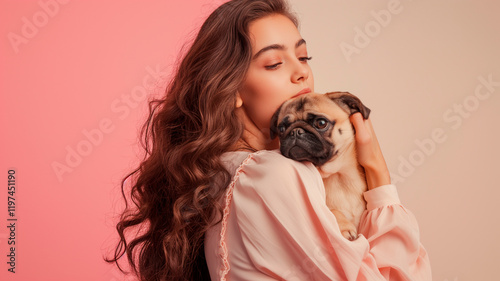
[270,92,371,241]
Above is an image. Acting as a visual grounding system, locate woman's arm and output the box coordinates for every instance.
[359,185,432,280]
[349,112,391,190]
[229,151,431,280]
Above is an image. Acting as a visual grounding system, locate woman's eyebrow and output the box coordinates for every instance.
[253,38,307,60]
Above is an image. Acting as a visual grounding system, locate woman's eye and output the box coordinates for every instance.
[299,56,312,62]
[265,62,282,70]
[313,118,328,130]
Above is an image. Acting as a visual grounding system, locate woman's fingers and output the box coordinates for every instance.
[350,112,371,146]
[350,113,374,166]
[349,112,391,190]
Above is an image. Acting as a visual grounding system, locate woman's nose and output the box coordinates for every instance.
[291,60,310,83]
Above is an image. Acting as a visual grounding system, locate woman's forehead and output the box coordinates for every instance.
[248,14,303,56]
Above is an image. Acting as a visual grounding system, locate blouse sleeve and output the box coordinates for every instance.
[230,151,431,280]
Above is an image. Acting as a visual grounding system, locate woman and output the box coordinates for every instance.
[105,0,432,280]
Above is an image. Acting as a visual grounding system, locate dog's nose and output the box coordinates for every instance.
[290,128,305,137]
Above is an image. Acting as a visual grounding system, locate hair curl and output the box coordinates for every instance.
[104,0,298,280]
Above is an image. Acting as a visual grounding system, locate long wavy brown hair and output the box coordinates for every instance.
[104,0,298,280]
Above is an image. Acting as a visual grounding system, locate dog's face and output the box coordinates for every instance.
[270,92,370,166]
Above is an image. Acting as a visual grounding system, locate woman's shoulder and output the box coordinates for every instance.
[222,149,316,175]
[222,149,323,195]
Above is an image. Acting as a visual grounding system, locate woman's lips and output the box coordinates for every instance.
[291,88,311,99]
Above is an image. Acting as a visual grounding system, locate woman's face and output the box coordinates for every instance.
[238,13,314,142]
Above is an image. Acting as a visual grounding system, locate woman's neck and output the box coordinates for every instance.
[230,135,279,152]
[233,107,279,151]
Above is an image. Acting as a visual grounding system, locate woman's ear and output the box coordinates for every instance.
[235,92,243,108]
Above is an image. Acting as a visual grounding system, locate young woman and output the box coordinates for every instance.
[106,0,432,280]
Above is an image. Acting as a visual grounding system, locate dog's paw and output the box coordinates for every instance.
[341,228,358,241]
[339,222,358,241]
[330,209,359,241]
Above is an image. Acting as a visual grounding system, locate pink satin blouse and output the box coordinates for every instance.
[204,150,431,280]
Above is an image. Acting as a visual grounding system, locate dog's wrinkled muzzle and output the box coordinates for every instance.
[280,125,333,166]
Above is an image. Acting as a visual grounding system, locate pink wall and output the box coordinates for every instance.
[1,0,499,280]
[290,1,500,280]
[1,1,226,280]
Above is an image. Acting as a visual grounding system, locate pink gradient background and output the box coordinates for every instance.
[1,1,226,280]
[1,0,499,281]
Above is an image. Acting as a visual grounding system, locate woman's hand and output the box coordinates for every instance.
[350,113,391,190]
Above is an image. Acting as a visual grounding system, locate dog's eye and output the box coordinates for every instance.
[278,125,285,133]
[314,118,328,130]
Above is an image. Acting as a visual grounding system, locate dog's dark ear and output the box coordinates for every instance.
[326,91,371,119]
[269,104,284,140]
